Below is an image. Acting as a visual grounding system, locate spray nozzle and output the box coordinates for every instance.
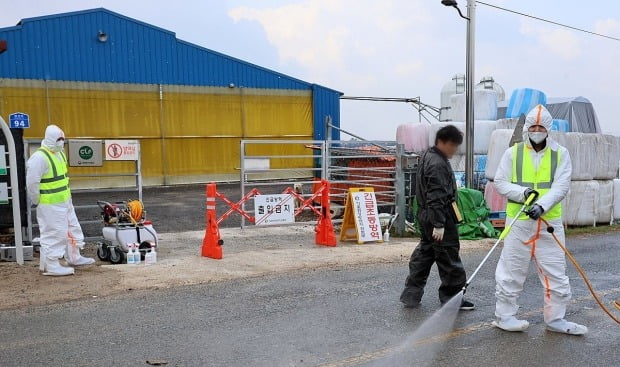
[524,191,540,206]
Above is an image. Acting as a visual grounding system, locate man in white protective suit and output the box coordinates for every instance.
[493,105,588,335]
[27,125,95,276]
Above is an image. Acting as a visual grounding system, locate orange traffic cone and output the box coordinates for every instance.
[202,182,223,259]
[315,180,337,247]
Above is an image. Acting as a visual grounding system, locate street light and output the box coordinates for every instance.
[442,0,475,189]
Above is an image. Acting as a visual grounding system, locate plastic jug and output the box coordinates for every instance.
[127,244,136,265]
[134,245,141,264]
[145,249,156,265]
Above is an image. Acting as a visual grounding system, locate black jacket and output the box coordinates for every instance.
[415,146,457,228]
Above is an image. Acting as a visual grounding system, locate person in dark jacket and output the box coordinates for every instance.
[400,125,474,310]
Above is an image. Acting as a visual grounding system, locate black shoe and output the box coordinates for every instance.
[401,298,421,308]
[459,300,475,311]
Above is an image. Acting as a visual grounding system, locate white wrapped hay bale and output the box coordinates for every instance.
[559,133,618,181]
[396,123,431,153]
[473,120,497,154]
[562,181,598,226]
[429,121,496,156]
[613,179,620,221]
[450,90,499,121]
[449,154,487,173]
[485,129,513,180]
[449,154,465,172]
[562,180,611,226]
[561,133,595,181]
[596,135,620,180]
[597,180,613,224]
[497,118,519,130]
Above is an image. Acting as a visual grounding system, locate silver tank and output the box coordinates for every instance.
[440,74,465,121]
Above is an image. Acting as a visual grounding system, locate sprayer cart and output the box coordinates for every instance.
[96,200,158,264]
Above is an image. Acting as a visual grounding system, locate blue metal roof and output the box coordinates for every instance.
[0,8,341,138]
[0,7,340,92]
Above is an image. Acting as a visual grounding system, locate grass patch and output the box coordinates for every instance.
[566,224,620,237]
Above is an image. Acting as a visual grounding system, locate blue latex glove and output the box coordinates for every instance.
[527,204,544,220]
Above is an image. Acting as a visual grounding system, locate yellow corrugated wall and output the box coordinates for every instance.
[0,79,313,186]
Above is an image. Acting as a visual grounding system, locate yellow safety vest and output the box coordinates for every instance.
[506,142,562,220]
[38,147,71,205]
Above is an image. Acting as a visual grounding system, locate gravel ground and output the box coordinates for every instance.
[0,222,496,311]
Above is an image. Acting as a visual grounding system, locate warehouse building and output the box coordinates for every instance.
[0,8,341,186]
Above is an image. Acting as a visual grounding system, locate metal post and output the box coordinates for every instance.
[240,87,247,139]
[394,143,406,236]
[323,115,332,181]
[240,140,246,230]
[158,84,168,186]
[465,0,476,188]
[136,145,143,202]
[44,79,52,123]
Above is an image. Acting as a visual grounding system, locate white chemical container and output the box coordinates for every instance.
[102,224,158,252]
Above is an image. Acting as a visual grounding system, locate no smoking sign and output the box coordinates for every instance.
[107,143,123,159]
[105,140,140,161]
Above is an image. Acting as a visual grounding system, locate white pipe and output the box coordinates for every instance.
[0,116,23,264]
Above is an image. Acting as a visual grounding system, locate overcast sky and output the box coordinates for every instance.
[2,0,619,138]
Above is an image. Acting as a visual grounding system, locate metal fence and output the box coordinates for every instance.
[240,139,418,234]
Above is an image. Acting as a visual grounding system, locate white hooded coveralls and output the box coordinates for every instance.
[493,105,572,324]
[26,125,85,263]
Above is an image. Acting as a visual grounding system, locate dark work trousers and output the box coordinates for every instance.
[400,216,466,305]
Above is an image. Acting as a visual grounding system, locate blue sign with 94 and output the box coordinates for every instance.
[9,112,30,128]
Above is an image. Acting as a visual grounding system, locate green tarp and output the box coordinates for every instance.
[409,188,499,240]
[456,188,499,240]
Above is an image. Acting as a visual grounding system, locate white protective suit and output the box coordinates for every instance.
[493,105,587,334]
[26,125,94,275]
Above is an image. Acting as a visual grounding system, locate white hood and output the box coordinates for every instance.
[42,125,65,152]
[523,104,553,132]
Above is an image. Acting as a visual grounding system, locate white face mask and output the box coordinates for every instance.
[53,140,65,152]
[528,131,547,144]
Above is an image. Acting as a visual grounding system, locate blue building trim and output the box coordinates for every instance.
[312,85,342,140]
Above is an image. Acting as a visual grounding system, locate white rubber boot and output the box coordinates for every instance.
[65,247,95,266]
[42,258,75,276]
[546,319,588,336]
[492,316,530,332]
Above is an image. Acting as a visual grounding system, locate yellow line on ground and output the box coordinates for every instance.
[314,287,620,367]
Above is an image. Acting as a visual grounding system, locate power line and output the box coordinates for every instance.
[476,1,620,42]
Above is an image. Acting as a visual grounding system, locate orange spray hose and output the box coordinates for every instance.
[539,218,620,324]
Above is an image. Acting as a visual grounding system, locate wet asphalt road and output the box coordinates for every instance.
[1,232,619,367]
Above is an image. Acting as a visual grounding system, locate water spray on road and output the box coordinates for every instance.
[368,292,464,367]
[370,194,538,366]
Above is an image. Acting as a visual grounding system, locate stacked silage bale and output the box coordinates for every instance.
[559,133,619,226]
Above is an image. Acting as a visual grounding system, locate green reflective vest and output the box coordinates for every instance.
[38,147,71,205]
[506,143,562,220]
